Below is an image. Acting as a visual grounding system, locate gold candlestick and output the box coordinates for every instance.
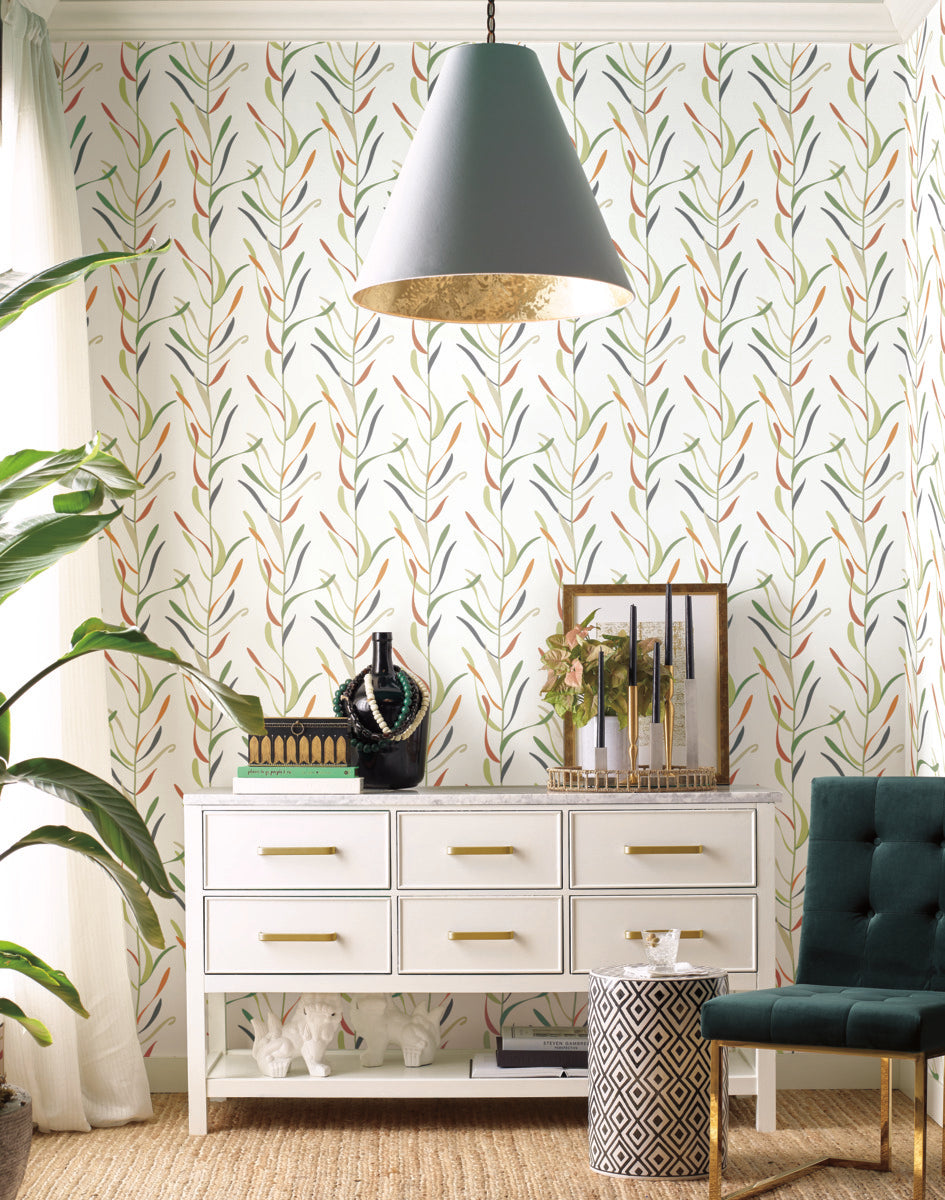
[663,664,675,769]
[628,684,639,779]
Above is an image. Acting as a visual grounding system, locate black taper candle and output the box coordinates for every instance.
[629,604,638,686]
[664,581,673,666]
[685,594,695,680]
[652,640,661,724]
[596,648,605,747]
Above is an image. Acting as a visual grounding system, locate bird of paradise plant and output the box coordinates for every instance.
[0,243,264,1077]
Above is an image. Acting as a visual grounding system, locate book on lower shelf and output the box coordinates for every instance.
[494,1037,587,1070]
[498,1024,587,1049]
[470,1053,588,1079]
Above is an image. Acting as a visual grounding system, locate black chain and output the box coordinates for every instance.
[486,0,495,42]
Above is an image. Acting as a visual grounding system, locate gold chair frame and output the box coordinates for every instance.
[709,1040,945,1200]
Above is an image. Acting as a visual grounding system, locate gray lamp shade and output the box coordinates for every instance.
[353,42,632,324]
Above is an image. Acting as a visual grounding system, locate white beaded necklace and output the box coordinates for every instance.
[363,670,430,742]
[363,670,398,736]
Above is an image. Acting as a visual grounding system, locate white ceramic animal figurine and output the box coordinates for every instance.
[284,992,344,1077]
[250,993,344,1079]
[250,1011,297,1079]
[349,995,448,1067]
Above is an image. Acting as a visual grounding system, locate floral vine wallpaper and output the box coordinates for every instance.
[47,6,945,1061]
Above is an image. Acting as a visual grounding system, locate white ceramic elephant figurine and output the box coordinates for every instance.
[348,995,448,1067]
[250,993,344,1078]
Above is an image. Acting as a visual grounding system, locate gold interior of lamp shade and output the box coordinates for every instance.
[354,272,633,324]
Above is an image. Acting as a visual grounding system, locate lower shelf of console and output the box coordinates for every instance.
[205,1046,760,1100]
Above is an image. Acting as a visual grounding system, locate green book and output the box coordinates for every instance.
[237,765,356,778]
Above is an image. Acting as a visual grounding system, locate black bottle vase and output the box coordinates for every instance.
[351,632,429,789]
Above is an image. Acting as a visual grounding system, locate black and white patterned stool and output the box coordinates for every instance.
[588,964,729,1179]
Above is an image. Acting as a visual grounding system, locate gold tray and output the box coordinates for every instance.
[546,766,716,793]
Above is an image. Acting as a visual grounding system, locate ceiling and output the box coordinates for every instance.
[44,0,934,48]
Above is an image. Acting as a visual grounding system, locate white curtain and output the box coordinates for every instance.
[0,0,152,1130]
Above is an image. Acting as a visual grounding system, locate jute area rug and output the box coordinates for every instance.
[17,1089,945,1200]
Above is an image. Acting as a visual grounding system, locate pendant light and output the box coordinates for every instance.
[353,1,632,324]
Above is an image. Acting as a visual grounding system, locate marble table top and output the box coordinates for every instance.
[184,783,779,807]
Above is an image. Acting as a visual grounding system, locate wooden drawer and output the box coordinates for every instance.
[204,810,389,890]
[205,897,391,973]
[399,896,563,973]
[397,810,561,888]
[570,808,755,888]
[570,894,756,974]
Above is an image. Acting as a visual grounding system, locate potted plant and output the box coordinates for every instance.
[0,245,265,1199]
[539,614,663,760]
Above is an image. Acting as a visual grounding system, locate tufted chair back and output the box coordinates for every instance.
[797,776,945,991]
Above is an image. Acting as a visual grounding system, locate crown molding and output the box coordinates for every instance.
[46,0,928,46]
[885,0,938,38]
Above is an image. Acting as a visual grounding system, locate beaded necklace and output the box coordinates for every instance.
[333,666,430,754]
[364,669,414,736]
[389,671,430,742]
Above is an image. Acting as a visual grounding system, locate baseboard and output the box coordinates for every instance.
[895,1058,944,1128]
[930,1070,944,1126]
[145,1056,187,1093]
[145,1051,932,1100]
[774,1051,883,1091]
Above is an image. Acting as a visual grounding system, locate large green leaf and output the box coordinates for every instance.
[0,241,170,331]
[0,941,87,1018]
[1,826,164,948]
[0,759,173,897]
[0,510,116,605]
[0,997,53,1047]
[51,444,139,515]
[0,693,8,763]
[0,441,137,520]
[65,620,266,734]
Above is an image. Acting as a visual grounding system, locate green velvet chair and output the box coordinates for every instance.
[701,776,945,1200]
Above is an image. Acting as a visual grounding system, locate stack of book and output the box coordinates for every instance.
[494,1023,588,1071]
[233,764,363,794]
[469,1052,587,1079]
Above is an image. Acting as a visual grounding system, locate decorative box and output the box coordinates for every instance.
[246,717,357,768]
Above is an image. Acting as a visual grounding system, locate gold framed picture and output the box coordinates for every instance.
[561,582,730,783]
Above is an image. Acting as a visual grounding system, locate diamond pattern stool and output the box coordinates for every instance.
[588,965,729,1179]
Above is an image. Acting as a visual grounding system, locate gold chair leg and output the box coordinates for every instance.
[915,1056,926,1200]
[710,1040,722,1200]
[710,1047,906,1200]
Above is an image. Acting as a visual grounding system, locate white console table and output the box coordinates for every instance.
[184,785,777,1135]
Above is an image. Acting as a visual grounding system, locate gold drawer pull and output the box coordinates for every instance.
[447,845,514,855]
[258,932,338,942]
[257,846,337,856]
[624,844,703,855]
[625,929,704,940]
[448,930,515,940]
